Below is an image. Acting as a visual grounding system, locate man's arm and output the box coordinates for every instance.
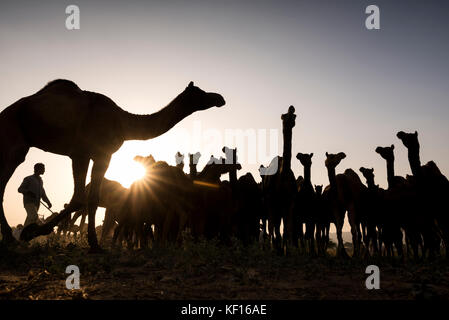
[41,185,51,208]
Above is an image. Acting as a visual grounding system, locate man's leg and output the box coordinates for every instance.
[24,203,39,227]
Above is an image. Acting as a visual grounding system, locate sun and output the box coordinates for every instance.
[105,148,146,188]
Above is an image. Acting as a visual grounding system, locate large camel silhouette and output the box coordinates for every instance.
[375,144,422,259]
[0,79,225,251]
[261,106,297,252]
[325,152,368,257]
[397,131,449,257]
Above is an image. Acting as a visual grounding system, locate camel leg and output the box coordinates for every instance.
[335,215,348,258]
[315,223,323,255]
[324,223,330,250]
[347,208,360,258]
[101,207,116,244]
[274,217,282,254]
[87,156,110,252]
[394,229,404,260]
[298,222,305,250]
[0,145,29,244]
[305,221,316,256]
[112,223,123,246]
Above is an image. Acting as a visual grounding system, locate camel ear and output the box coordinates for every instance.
[414,130,418,136]
[325,152,329,157]
[310,153,313,157]
[188,81,194,88]
[391,144,394,150]
[370,168,374,173]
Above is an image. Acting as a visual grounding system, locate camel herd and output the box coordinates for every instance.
[1,80,448,260]
[56,106,448,260]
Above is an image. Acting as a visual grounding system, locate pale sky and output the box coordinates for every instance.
[1,0,448,229]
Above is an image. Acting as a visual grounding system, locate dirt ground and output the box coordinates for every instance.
[0,235,448,300]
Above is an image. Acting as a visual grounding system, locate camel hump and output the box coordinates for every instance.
[423,160,442,175]
[344,168,363,183]
[238,172,256,184]
[36,79,81,94]
[423,161,449,186]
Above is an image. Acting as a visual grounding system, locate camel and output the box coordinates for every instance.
[114,153,241,247]
[341,168,368,257]
[397,131,449,257]
[190,157,241,242]
[235,172,264,244]
[0,79,224,251]
[375,144,420,259]
[112,154,194,248]
[358,167,381,254]
[323,152,349,257]
[261,106,297,253]
[314,184,331,255]
[222,147,262,244]
[294,152,317,254]
[47,178,130,243]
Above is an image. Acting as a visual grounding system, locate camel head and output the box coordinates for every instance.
[359,167,375,184]
[375,144,394,161]
[324,152,346,169]
[133,154,156,169]
[396,131,419,150]
[179,81,225,112]
[296,152,313,167]
[314,184,323,195]
[281,105,296,130]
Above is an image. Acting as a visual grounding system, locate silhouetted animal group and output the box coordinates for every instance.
[59,107,449,260]
[1,80,447,259]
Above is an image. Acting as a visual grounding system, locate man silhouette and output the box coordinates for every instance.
[18,163,52,227]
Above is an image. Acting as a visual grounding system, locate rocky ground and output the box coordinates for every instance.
[0,235,448,300]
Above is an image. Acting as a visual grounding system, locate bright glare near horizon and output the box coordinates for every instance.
[105,148,147,188]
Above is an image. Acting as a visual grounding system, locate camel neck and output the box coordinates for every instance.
[386,159,395,189]
[408,148,421,178]
[189,164,197,177]
[229,171,237,186]
[282,130,292,172]
[303,165,311,185]
[231,150,238,185]
[327,167,337,188]
[121,96,192,141]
